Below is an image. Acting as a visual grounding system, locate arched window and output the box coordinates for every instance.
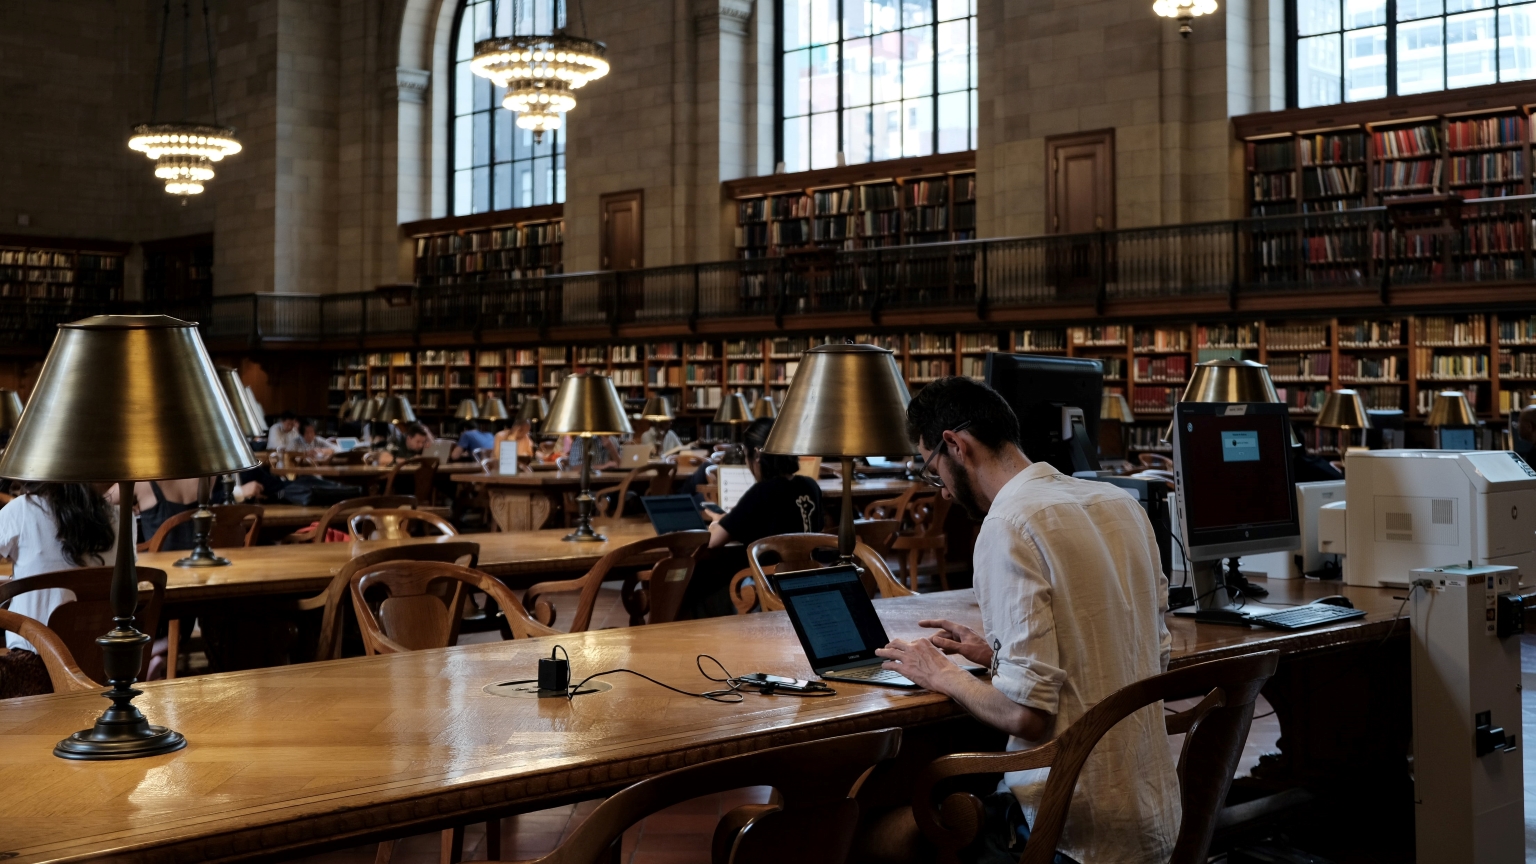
[779,0,977,173]
[451,0,567,216]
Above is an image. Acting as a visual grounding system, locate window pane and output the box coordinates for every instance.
[868,0,901,32]
[454,115,473,170]
[1501,5,1536,78]
[970,17,978,87]
[1448,0,1493,11]
[937,90,968,152]
[472,165,490,213]
[844,106,872,163]
[844,0,871,36]
[844,37,872,106]
[938,0,968,19]
[902,97,933,156]
[784,0,812,49]
[872,32,903,102]
[903,26,934,98]
[513,160,532,208]
[493,163,511,210]
[1447,9,1497,87]
[1345,0,1387,26]
[532,123,554,157]
[903,0,933,27]
[1345,26,1388,99]
[1399,0,1442,19]
[810,0,839,44]
[473,0,491,41]
[456,11,474,61]
[783,115,810,172]
[1398,17,1446,91]
[872,101,903,161]
[556,153,566,202]
[811,44,840,113]
[1298,33,1343,106]
[1298,0,1341,35]
[494,109,512,162]
[785,49,811,117]
[454,170,472,216]
[472,111,491,166]
[455,62,474,115]
[533,156,552,205]
[473,75,492,111]
[810,112,840,168]
[937,19,969,92]
[969,87,978,149]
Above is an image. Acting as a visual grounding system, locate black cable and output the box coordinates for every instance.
[181,0,191,120]
[151,0,172,121]
[565,653,835,703]
[1170,532,1191,587]
[1378,581,1429,648]
[201,0,220,124]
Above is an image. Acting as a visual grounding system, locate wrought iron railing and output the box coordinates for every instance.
[2,196,1531,347]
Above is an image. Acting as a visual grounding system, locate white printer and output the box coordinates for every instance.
[1317,449,1536,588]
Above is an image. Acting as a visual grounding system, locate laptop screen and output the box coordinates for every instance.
[773,566,892,668]
[641,494,708,534]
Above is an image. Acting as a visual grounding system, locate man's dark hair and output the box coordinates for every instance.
[401,422,428,439]
[742,417,800,479]
[905,376,1021,452]
[458,420,479,434]
[279,410,297,421]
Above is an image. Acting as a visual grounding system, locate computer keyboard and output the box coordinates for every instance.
[1246,603,1366,631]
[830,665,913,684]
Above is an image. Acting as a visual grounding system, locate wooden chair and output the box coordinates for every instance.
[892,493,952,591]
[731,533,913,614]
[862,484,920,529]
[384,457,439,504]
[0,566,167,684]
[0,608,99,693]
[910,650,1281,864]
[524,531,710,632]
[281,494,417,543]
[592,463,676,520]
[671,451,708,475]
[1138,452,1174,472]
[347,509,458,541]
[855,518,901,557]
[144,504,264,552]
[349,560,556,654]
[296,541,480,663]
[492,728,903,864]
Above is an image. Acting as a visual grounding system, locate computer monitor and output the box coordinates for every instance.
[1511,410,1536,468]
[1171,401,1301,563]
[1365,409,1405,450]
[984,353,1103,475]
[1436,427,1477,451]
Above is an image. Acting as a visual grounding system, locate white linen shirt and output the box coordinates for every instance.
[0,495,121,653]
[266,422,304,452]
[975,461,1179,864]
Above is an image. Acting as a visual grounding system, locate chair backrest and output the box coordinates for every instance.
[299,540,480,662]
[347,509,457,541]
[349,560,555,654]
[524,531,709,632]
[671,452,707,475]
[0,608,99,693]
[739,533,912,613]
[595,464,677,520]
[146,504,264,552]
[526,728,903,864]
[862,484,919,526]
[905,492,951,539]
[1139,452,1174,472]
[0,566,167,684]
[302,495,418,543]
[912,650,1281,864]
[854,519,901,556]
[409,457,439,503]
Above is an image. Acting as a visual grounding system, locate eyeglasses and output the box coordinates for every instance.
[916,421,972,488]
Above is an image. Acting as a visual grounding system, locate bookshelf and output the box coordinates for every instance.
[142,233,214,302]
[0,234,128,301]
[402,206,564,288]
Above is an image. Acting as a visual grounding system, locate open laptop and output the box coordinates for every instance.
[641,494,709,534]
[334,437,360,452]
[770,565,920,688]
[618,443,652,468]
[424,440,455,462]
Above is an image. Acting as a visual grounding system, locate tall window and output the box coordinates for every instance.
[1294,0,1536,107]
[779,0,977,173]
[452,0,567,216]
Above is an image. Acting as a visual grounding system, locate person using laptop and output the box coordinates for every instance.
[875,377,1179,864]
[641,417,683,455]
[451,420,495,462]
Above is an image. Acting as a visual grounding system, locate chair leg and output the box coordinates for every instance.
[374,840,396,864]
[439,825,465,864]
[906,549,920,590]
[485,818,502,861]
[937,546,949,591]
[165,619,179,680]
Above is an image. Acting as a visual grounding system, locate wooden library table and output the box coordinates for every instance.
[259,504,453,529]
[0,585,1408,863]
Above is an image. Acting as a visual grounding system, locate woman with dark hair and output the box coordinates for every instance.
[0,483,119,695]
[705,417,824,548]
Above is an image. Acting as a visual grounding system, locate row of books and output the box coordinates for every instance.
[1460,220,1527,254]
[904,208,949,232]
[1123,425,1171,452]
[1131,387,1179,413]
[961,333,999,351]
[961,357,986,379]
[724,340,761,358]
[574,347,606,364]
[0,267,75,283]
[909,359,954,379]
[1418,386,1480,415]
[1446,116,1526,151]
[911,333,956,352]
[1133,356,1188,383]
[1276,386,1328,412]
[813,189,855,215]
[904,179,949,207]
[1499,316,1536,345]
[1413,350,1490,379]
[1418,314,1487,345]
[1374,159,1443,190]
[0,250,76,267]
[684,363,721,383]
[1133,329,1189,352]
[1374,126,1441,159]
[1338,354,1401,381]
[1448,152,1525,184]
[727,362,764,383]
[1013,329,1067,351]
[610,369,646,387]
[1301,132,1368,166]
[1498,389,1535,413]
[1499,351,1536,378]
[1355,385,1405,410]
[1253,174,1295,201]
[414,224,562,257]
[1268,323,1330,350]
[1197,323,1259,348]
[1304,166,1363,197]
[1100,357,1126,379]
[1268,353,1331,379]
[1250,139,1295,172]
[1072,325,1129,346]
[1340,319,1403,346]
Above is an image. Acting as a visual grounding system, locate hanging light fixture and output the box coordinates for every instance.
[470,0,609,142]
[1153,0,1218,37]
[128,0,240,197]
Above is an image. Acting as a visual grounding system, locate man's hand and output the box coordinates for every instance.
[918,618,993,668]
[875,638,970,694]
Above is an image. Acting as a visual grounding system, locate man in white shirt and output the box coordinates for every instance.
[641,419,683,455]
[265,411,303,452]
[876,377,1179,864]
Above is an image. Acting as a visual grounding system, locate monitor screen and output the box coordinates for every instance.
[1173,402,1300,560]
[1438,428,1476,451]
[773,566,891,667]
[641,494,708,534]
[984,353,1104,474]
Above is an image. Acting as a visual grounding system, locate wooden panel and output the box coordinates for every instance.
[601,190,644,271]
[1046,130,1115,234]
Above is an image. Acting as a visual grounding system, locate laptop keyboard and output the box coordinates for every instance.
[831,665,912,684]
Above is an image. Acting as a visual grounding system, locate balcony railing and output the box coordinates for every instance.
[2,196,1532,347]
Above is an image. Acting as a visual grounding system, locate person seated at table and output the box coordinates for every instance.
[452,420,496,462]
[299,421,336,462]
[486,419,534,465]
[564,435,619,471]
[641,418,682,456]
[266,411,304,452]
[534,439,560,464]
[374,422,432,467]
[874,377,1179,864]
[0,483,120,697]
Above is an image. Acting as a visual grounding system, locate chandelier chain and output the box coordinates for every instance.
[182,0,191,121]
[202,0,220,125]
[151,0,171,122]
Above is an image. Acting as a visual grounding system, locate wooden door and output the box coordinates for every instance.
[601,191,643,270]
[1046,131,1114,234]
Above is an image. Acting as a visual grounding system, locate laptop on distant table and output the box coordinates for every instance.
[770,565,923,688]
[619,443,652,468]
[641,494,709,534]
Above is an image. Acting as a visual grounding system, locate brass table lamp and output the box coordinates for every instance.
[764,344,914,559]
[714,392,751,443]
[1427,390,1477,449]
[752,396,777,419]
[0,388,24,434]
[454,398,480,421]
[0,315,256,760]
[1317,389,1371,451]
[337,395,359,421]
[545,373,632,541]
[377,394,417,425]
[517,395,549,424]
[482,396,511,422]
[640,395,674,421]
[217,367,266,439]
[1163,358,1294,444]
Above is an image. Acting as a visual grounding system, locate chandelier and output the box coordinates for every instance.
[129,0,240,197]
[470,0,608,142]
[1153,0,1218,36]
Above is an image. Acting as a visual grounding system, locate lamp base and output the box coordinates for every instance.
[562,528,606,542]
[55,719,186,761]
[173,552,230,568]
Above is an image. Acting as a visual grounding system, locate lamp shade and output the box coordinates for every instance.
[763,343,915,456]
[1317,390,1372,429]
[216,367,266,438]
[1181,358,1281,404]
[544,373,633,436]
[337,395,358,421]
[515,395,547,424]
[377,394,417,425]
[1427,391,1476,426]
[1100,392,1134,423]
[753,396,777,419]
[640,395,674,421]
[363,394,385,421]
[0,315,257,482]
[482,396,511,421]
[454,398,480,420]
[714,392,751,425]
[0,389,25,433]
